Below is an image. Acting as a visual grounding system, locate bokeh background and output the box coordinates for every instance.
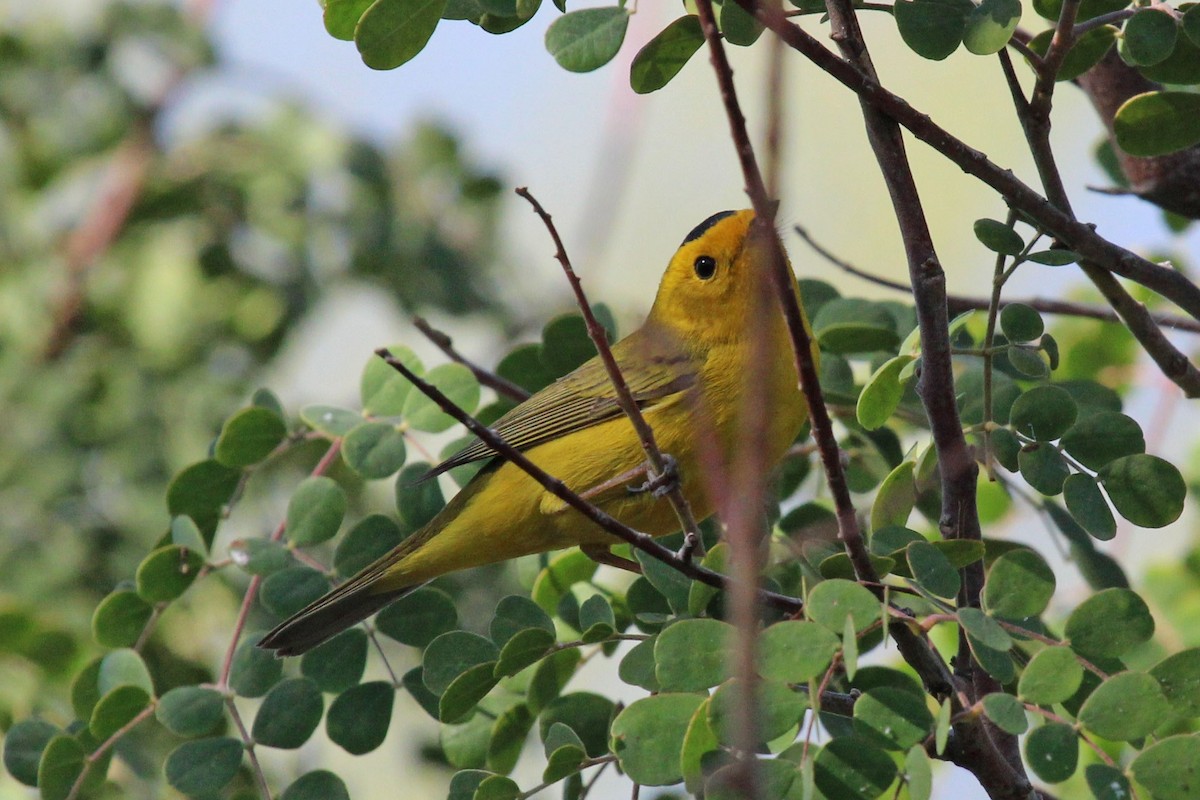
[2,0,1198,797]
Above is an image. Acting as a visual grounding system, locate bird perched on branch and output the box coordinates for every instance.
[260,209,811,656]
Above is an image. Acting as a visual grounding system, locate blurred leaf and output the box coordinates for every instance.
[164,737,243,796]
[214,406,287,468]
[327,681,394,753]
[342,421,407,478]
[252,677,324,749]
[286,477,346,546]
[631,15,704,93]
[281,771,351,800]
[545,7,629,73]
[356,0,448,70]
[1115,91,1200,157]
[156,686,225,738]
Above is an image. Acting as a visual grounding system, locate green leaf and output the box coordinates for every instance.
[710,678,806,746]
[402,667,441,720]
[1079,671,1169,740]
[37,735,87,800]
[334,514,404,577]
[403,363,480,432]
[324,0,375,39]
[1063,474,1116,540]
[362,345,424,416]
[92,590,152,648]
[907,540,961,599]
[424,631,500,695]
[720,0,763,46]
[1024,722,1078,783]
[1115,91,1200,157]
[1121,8,1178,66]
[958,607,1013,652]
[759,621,841,683]
[98,648,153,695]
[136,544,204,603]
[2,718,59,787]
[1084,764,1133,800]
[490,594,555,647]
[281,771,351,800]
[167,459,241,544]
[229,632,284,698]
[545,7,629,73]
[527,649,581,714]
[1130,735,1200,800]
[531,549,596,614]
[894,0,970,60]
[396,461,446,528]
[373,587,458,650]
[1009,385,1077,442]
[962,0,1021,55]
[981,692,1027,735]
[286,477,346,545]
[857,355,915,431]
[342,421,407,478]
[1065,588,1154,659]
[252,677,324,749]
[635,549,692,614]
[812,298,901,354]
[214,406,287,468]
[999,303,1043,342]
[488,702,535,774]
[1007,344,1049,378]
[630,15,703,93]
[156,686,225,738]
[1027,25,1118,81]
[1150,648,1200,719]
[973,217,1024,255]
[496,343,555,394]
[1060,411,1145,470]
[90,684,150,740]
[1026,249,1081,266]
[578,593,616,642]
[1098,453,1186,527]
[618,636,660,691]
[164,737,244,796]
[680,699,717,794]
[853,687,934,750]
[356,0,448,70]
[968,634,1016,683]
[538,692,614,757]
[610,693,705,785]
[327,681,394,753]
[300,404,362,437]
[984,548,1055,620]
[1019,443,1069,496]
[229,538,293,576]
[655,618,733,691]
[1019,646,1083,705]
[905,745,934,800]
[494,627,556,678]
[300,628,369,693]
[807,578,880,633]
[260,566,331,618]
[169,515,207,554]
[813,736,898,799]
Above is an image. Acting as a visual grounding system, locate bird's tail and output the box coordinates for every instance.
[256,576,418,657]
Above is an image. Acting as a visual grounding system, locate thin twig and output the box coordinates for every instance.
[65,705,156,800]
[515,188,707,560]
[413,315,530,403]
[375,347,804,612]
[794,222,1200,333]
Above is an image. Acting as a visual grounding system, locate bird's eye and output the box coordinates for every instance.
[693,255,717,280]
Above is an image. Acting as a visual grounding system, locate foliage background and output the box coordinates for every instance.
[2,0,1200,798]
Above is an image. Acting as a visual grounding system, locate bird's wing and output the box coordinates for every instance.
[423,326,698,479]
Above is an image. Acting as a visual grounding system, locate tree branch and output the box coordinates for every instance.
[413,315,531,403]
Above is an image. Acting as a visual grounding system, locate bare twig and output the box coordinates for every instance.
[794,222,1200,334]
[514,187,706,560]
[413,316,530,403]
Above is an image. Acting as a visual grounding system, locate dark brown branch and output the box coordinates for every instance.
[374,347,804,612]
[744,4,1200,323]
[514,187,707,560]
[793,223,1200,334]
[412,316,530,403]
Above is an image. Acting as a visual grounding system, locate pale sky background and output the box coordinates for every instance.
[182,2,1200,798]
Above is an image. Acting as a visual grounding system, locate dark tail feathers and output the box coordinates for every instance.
[257,583,417,657]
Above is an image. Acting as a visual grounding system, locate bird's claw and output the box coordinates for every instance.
[628,453,679,498]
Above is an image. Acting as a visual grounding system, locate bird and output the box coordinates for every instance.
[258,209,811,656]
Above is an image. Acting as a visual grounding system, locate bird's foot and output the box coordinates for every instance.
[628,454,679,499]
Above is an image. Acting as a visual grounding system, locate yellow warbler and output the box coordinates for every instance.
[260,210,811,655]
